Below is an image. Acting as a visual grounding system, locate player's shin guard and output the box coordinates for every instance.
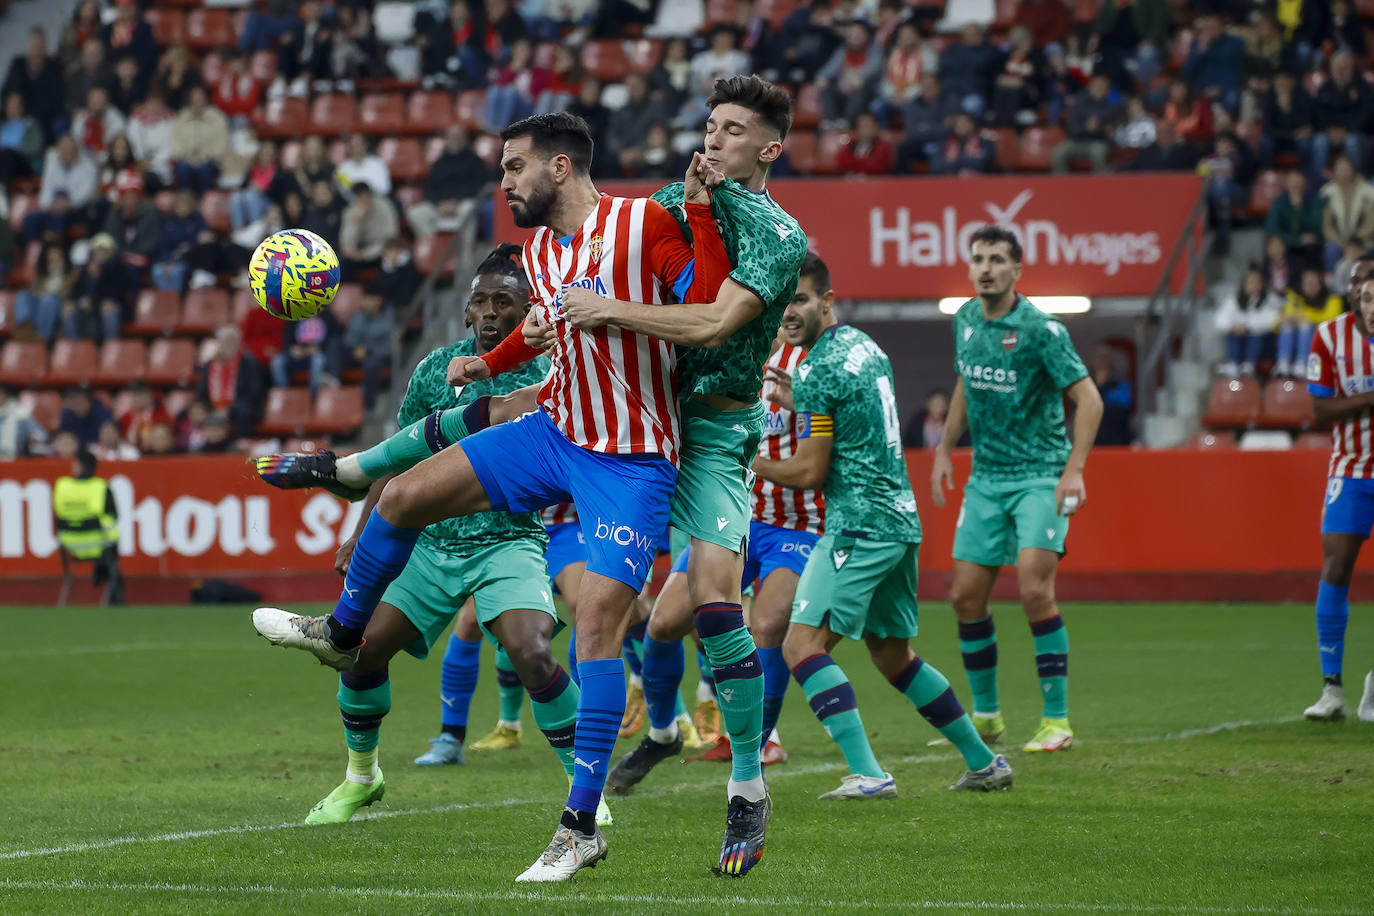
[891,656,994,770]
[1031,615,1070,719]
[566,657,624,819]
[528,664,580,778]
[958,616,1000,715]
[694,603,765,788]
[495,647,525,725]
[339,669,391,782]
[1316,581,1350,680]
[440,634,481,739]
[757,645,789,750]
[642,636,686,731]
[792,654,884,778]
[333,511,422,632]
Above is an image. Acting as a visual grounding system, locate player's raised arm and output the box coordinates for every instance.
[931,378,969,507]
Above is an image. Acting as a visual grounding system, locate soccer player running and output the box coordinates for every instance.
[252,112,734,881]
[1301,268,1374,723]
[931,226,1103,754]
[558,77,807,869]
[754,254,1012,796]
[293,244,589,826]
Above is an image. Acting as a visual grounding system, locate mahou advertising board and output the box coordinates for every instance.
[493,174,1202,298]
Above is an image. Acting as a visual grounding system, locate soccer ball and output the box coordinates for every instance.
[248,229,341,320]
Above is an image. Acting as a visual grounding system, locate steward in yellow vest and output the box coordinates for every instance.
[53,449,123,605]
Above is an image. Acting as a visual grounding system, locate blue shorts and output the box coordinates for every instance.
[1321,477,1374,536]
[462,409,677,591]
[671,520,820,591]
[546,521,588,584]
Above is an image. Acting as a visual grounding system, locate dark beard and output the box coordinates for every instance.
[509,174,557,229]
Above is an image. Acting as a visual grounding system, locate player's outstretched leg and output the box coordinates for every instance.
[471,647,525,750]
[255,449,371,502]
[307,669,389,824]
[415,632,478,765]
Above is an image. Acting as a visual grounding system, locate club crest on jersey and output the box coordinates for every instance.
[1308,352,1322,382]
[588,233,604,267]
[1002,332,1018,351]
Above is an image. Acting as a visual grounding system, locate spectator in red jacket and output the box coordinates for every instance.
[212,50,263,127]
[117,380,171,452]
[837,112,894,176]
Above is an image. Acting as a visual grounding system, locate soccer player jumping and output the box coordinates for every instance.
[931,226,1103,754]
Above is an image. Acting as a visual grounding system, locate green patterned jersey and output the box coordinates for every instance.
[652,179,807,400]
[793,325,921,543]
[952,296,1089,481]
[396,337,551,552]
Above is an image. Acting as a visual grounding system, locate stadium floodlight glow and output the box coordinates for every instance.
[937,296,1092,315]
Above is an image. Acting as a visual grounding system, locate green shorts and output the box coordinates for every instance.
[669,398,764,552]
[382,537,557,659]
[951,475,1069,568]
[791,535,920,641]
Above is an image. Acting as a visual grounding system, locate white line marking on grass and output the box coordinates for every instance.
[0,715,1303,862]
[1,878,1363,915]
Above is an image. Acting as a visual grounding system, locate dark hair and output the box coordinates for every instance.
[500,112,594,174]
[800,251,831,295]
[75,448,96,475]
[475,242,528,287]
[707,75,793,140]
[969,225,1023,263]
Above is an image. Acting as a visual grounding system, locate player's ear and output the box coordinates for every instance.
[759,139,782,165]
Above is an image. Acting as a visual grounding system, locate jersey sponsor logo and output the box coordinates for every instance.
[896,493,917,513]
[553,275,609,314]
[958,360,1019,392]
[1002,332,1018,351]
[780,541,813,557]
[763,411,789,436]
[1308,352,1323,382]
[595,517,656,551]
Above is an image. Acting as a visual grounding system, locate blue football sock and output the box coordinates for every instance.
[623,618,647,679]
[758,645,789,748]
[439,634,481,737]
[566,657,624,814]
[333,510,422,632]
[642,636,686,731]
[1316,581,1350,679]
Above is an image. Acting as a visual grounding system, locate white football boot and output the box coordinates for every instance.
[515,824,608,882]
[1357,670,1374,723]
[817,773,897,800]
[252,608,360,671]
[1303,683,1348,721]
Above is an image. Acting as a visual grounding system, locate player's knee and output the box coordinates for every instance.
[506,642,556,687]
[949,584,984,617]
[352,643,390,674]
[1019,584,1056,618]
[1322,552,1358,587]
[376,473,423,524]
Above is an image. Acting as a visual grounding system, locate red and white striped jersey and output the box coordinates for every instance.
[752,343,825,533]
[541,502,578,526]
[523,195,694,464]
[1309,312,1374,478]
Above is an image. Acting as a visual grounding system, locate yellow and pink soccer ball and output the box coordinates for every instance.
[248,229,341,320]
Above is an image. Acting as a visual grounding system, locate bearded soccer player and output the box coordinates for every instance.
[252,112,733,881]
[754,254,1012,796]
[931,226,1103,754]
[1301,271,1374,723]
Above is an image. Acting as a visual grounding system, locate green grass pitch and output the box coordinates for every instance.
[2,602,1372,915]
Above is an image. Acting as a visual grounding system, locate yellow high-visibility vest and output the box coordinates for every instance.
[53,476,118,560]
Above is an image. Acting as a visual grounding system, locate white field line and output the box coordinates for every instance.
[0,878,1361,915]
[0,715,1305,863]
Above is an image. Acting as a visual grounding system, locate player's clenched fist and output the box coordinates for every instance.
[447,355,491,386]
[522,307,556,349]
[684,151,726,204]
[563,286,613,329]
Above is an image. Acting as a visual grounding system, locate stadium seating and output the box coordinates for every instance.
[1295,430,1331,449]
[309,386,365,435]
[310,94,357,135]
[258,387,312,436]
[1017,127,1067,172]
[406,91,455,132]
[256,97,309,140]
[1201,377,1262,429]
[329,284,366,324]
[128,290,182,337]
[0,340,47,386]
[1257,379,1315,429]
[582,41,631,83]
[201,191,232,235]
[46,340,98,388]
[783,132,818,175]
[625,39,664,74]
[985,127,1020,171]
[164,387,196,421]
[146,338,197,387]
[7,193,36,232]
[184,8,233,49]
[378,137,426,183]
[178,289,231,336]
[454,90,488,130]
[94,340,149,387]
[413,234,457,276]
[143,7,187,46]
[472,134,502,168]
[359,93,406,135]
[0,291,12,338]
[230,289,258,322]
[1247,171,1284,219]
[19,389,61,431]
[1192,430,1238,449]
[792,84,824,129]
[813,131,848,176]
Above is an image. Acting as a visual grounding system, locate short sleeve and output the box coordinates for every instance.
[1307,324,1337,397]
[1040,319,1090,390]
[641,198,695,289]
[792,358,836,418]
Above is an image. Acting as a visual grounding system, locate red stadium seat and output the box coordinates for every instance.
[454,90,487,130]
[146,338,197,388]
[984,127,1019,171]
[0,290,12,338]
[792,83,824,129]
[329,283,366,324]
[47,339,98,388]
[625,39,664,74]
[394,184,425,211]
[94,339,148,387]
[8,241,41,289]
[1018,126,1066,171]
[231,288,258,322]
[178,288,231,336]
[201,191,232,235]
[413,233,457,276]
[250,49,277,83]
[813,130,848,175]
[143,8,187,46]
[1201,377,1261,428]
[185,8,234,49]
[128,289,182,337]
[1258,378,1316,429]
[378,136,426,183]
[1247,170,1285,218]
[472,133,502,168]
[7,193,35,232]
[359,93,406,134]
[164,387,196,421]
[783,131,818,174]
[257,97,309,140]
[310,94,357,135]
[0,340,47,386]
[283,435,331,453]
[308,386,366,435]
[1192,430,1237,449]
[20,389,61,430]
[581,40,630,83]
[1295,430,1332,449]
[406,90,455,132]
[259,387,313,436]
